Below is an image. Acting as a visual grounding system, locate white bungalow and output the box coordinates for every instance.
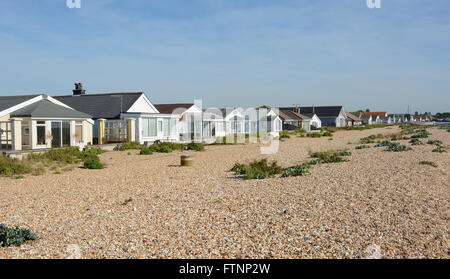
[154,103,203,143]
[202,108,226,140]
[255,106,283,137]
[1,94,93,153]
[54,83,179,145]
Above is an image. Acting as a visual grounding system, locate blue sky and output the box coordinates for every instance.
[0,0,449,113]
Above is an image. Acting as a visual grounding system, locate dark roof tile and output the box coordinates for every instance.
[53,92,143,119]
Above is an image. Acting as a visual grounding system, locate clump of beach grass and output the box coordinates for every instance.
[419,161,437,168]
[231,159,283,180]
[355,145,370,150]
[309,149,351,163]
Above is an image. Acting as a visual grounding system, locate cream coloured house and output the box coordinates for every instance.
[0,94,93,152]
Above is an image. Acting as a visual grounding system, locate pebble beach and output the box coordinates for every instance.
[0,126,448,259]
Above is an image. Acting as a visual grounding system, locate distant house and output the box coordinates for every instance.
[154,103,203,142]
[54,83,178,145]
[412,114,430,122]
[388,114,412,123]
[303,113,322,130]
[345,111,363,126]
[0,94,93,152]
[202,108,226,140]
[221,108,246,135]
[281,106,346,127]
[359,112,387,124]
[352,112,373,125]
[255,106,283,137]
[278,108,312,131]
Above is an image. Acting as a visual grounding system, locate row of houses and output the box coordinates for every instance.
[0,83,421,153]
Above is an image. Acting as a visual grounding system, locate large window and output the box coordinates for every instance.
[142,118,157,137]
[37,121,46,145]
[170,119,176,136]
[163,119,169,136]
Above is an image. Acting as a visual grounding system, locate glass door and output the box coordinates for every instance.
[51,122,62,148]
[62,121,71,146]
[51,121,71,148]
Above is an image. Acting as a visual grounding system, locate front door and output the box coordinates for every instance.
[51,121,71,148]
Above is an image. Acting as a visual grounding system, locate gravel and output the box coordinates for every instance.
[0,126,448,258]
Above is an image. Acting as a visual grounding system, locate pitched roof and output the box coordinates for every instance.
[345,111,362,121]
[53,92,143,119]
[0,95,41,112]
[10,100,91,118]
[154,103,194,114]
[278,109,311,121]
[359,114,372,120]
[360,111,387,118]
[280,106,343,117]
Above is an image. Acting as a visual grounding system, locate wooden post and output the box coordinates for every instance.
[98,119,106,145]
[10,118,22,151]
[127,118,136,142]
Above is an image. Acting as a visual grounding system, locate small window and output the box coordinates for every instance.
[75,121,83,143]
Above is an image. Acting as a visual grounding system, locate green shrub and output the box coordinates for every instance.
[409,138,423,145]
[386,143,412,152]
[0,158,32,176]
[375,140,392,147]
[82,154,104,169]
[306,133,321,138]
[45,147,83,164]
[148,142,177,153]
[232,159,283,180]
[356,145,370,149]
[0,224,36,247]
[121,141,143,150]
[2,148,106,177]
[419,161,437,168]
[186,142,205,151]
[86,147,106,155]
[337,150,352,156]
[432,146,446,153]
[411,130,429,139]
[308,159,321,165]
[279,130,291,140]
[427,140,443,146]
[359,135,376,144]
[230,163,246,175]
[322,131,333,137]
[295,128,306,134]
[282,163,311,177]
[310,150,350,163]
[148,142,185,153]
[139,147,153,155]
[113,144,125,151]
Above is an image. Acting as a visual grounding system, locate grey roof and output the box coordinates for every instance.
[280,106,343,118]
[10,100,91,119]
[345,111,362,121]
[0,95,41,112]
[53,92,143,119]
[302,113,317,119]
[278,109,311,121]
